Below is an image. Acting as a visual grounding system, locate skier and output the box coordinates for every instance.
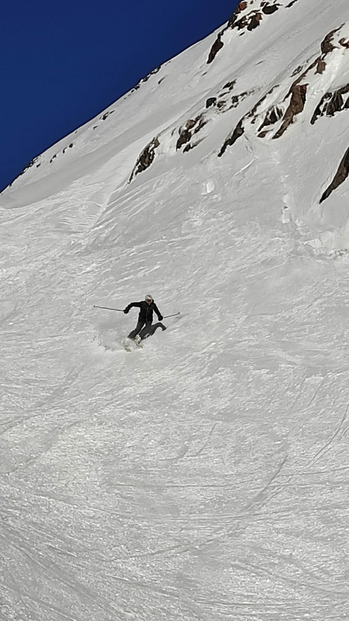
[124,294,165,343]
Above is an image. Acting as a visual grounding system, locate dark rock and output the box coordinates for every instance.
[129,137,160,181]
[236,1,248,13]
[247,12,263,31]
[193,117,207,134]
[219,119,245,156]
[273,83,307,138]
[176,129,192,150]
[223,80,236,90]
[327,91,345,116]
[320,146,349,202]
[310,93,331,124]
[311,84,349,124]
[183,143,193,153]
[207,37,224,64]
[206,97,217,108]
[321,28,340,55]
[258,106,283,132]
[186,118,198,130]
[262,3,280,15]
[315,59,327,74]
[292,65,303,76]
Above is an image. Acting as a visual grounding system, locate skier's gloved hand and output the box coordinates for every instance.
[158,314,163,321]
[124,308,129,314]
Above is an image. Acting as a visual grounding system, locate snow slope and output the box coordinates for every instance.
[1,1,349,619]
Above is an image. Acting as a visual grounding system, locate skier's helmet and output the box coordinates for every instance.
[145,294,153,302]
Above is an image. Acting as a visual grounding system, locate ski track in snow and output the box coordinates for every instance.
[1,1,349,620]
[2,152,349,620]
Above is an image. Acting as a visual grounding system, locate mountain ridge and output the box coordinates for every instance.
[3,0,349,250]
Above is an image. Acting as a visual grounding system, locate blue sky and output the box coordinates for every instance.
[1,0,238,192]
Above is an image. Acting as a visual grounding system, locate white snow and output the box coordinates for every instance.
[1,1,349,619]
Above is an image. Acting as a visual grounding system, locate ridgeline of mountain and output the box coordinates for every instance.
[2,0,349,251]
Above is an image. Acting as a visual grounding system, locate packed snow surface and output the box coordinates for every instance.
[1,0,349,619]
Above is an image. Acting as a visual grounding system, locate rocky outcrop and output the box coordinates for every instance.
[339,38,349,49]
[258,105,283,136]
[176,127,192,150]
[8,156,40,186]
[128,12,349,208]
[217,22,349,156]
[321,28,341,54]
[176,116,207,151]
[129,137,160,181]
[273,83,307,138]
[320,147,349,202]
[131,65,162,92]
[218,119,245,156]
[207,1,281,64]
[311,85,349,124]
[207,37,224,64]
[262,2,279,14]
[206,97,217,108]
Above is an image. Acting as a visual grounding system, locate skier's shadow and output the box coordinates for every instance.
[143,322,166,340]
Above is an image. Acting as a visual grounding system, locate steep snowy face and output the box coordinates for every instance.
[126,0,349,249]
[2,4,349,621]
[3,0,349,249]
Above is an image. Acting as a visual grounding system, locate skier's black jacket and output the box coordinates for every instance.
[124,301,163,323]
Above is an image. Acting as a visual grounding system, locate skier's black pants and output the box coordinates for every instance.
[128,320,151,340]
[128,320,166,340]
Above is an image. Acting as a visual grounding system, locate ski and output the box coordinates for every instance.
[122,337,143,352]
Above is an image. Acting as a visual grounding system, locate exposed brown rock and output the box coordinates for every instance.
[218,119,245,156]
[234,16,249,30]
[310,93,331,124]
[292,65,303,76]
[207,37,224,64]
[176,116,207,151]
[248,12,263,30]
[320,147,349,203]
[223,80,236,91]
[207,0,278,64]
[315,59,327,74]
[229,90,252,110]
[339,38,349,48]
[176,129,191,150]
[183,144,192,153]
[129,137,160,181]
[193,117,207,135]
[185,118,198,130]
[262,3,280,15]
[206,97,217,108]
[273,83,307,138]
[258,106,283,132]
[321,28,340,55]
[327,90,347,115]
[311,84,349,124]
[236,1,248,13]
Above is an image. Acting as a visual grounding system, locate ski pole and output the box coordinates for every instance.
[93,305,124,312]
[163,312,181,319]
